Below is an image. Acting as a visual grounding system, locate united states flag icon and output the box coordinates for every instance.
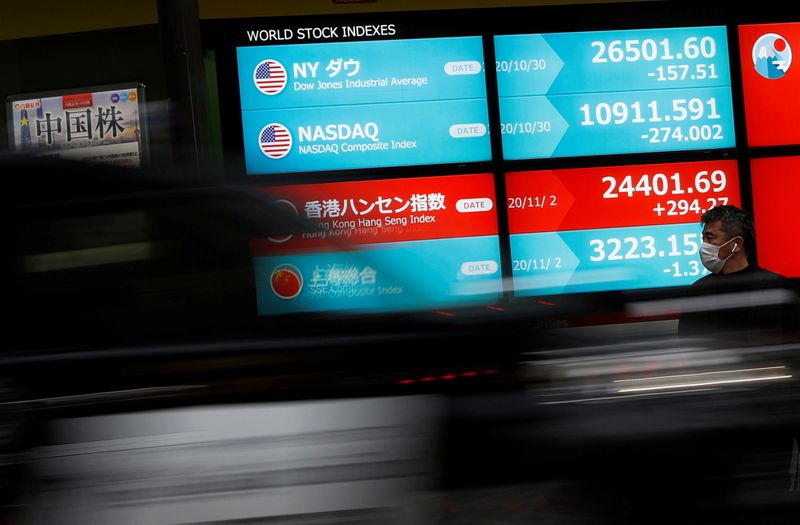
[253,59,287,95]
[259,123,292,159]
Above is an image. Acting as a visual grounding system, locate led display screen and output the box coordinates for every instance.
[250,173,502,314]
[506,160,741,295]
[495,26,735,159]
[739,22,800,147]
[750,156,800,278]
[201,6,800,318]
[6,84,145,167]
[237,37,491,174]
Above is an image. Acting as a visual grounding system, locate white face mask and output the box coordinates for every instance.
[700,237,740,274]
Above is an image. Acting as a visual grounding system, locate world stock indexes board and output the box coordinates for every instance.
[237,36,491,174]
[506,160,741,295]
[495,26,736,159]
[250,174,502,314]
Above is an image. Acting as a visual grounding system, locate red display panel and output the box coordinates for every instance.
[251,173,498,255]
[750,156,800,278]
[506,160,740,234]
[739,23,800,147]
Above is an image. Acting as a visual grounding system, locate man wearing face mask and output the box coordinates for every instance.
[678,205,800,342]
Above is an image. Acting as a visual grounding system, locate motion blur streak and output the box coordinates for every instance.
[613,365,789,382]
[627,288,797,317]
[617,372,792,393]
[538,387,718,405]
[22,397,442,525]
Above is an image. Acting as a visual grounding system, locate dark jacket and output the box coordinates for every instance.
[678,265,800,343]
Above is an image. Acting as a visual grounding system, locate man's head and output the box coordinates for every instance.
[700,205,754,273]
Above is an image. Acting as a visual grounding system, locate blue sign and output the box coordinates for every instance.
[495,26,735,159]
[237,36,491,174]
[495,26,731,96]
[511,223,711,296]
[238,36,487,110]
[253,236,502,314]
[500,86,735,159]
[242,99,490,174]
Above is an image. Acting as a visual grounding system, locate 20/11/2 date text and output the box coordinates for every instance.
[508,195,558,209]
[513,257,563,272]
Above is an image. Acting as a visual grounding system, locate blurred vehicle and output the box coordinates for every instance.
[4,156,800,524]
[0,155,525,524]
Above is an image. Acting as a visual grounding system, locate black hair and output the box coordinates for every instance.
[701,205,755,260]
